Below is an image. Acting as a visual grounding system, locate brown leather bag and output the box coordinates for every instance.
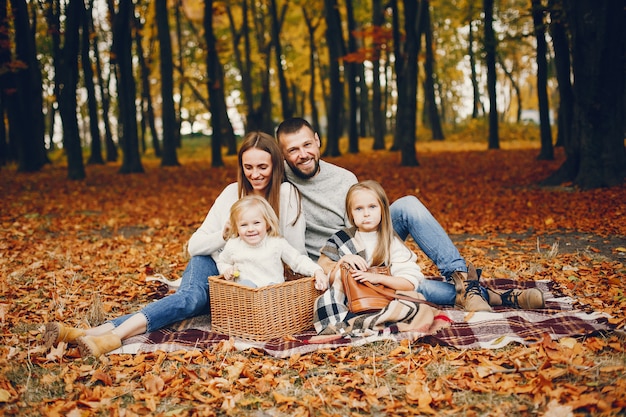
[341,263,437,313]
[341,263,394,313]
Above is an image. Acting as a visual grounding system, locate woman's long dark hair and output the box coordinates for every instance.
[237,131,285,218]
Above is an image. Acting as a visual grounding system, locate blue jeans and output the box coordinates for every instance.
[417,278,488,306]
[390,196,467,277]
[390,196,485,305]
[109,255,218,332]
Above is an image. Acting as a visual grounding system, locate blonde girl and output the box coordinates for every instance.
[217,195,327,289]
[318,180,424,292]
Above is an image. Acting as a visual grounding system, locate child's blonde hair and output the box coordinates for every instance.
[345,180,394,266]
[227,195,280,239]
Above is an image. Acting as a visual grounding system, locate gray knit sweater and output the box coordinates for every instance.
[285,160,358,260]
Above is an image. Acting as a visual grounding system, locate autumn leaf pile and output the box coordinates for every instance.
[1,138,624,416]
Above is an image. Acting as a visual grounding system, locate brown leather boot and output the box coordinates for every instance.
[449,264,492,312]
[487,288,545,309]
[43,323,86,347]
[76,333,122,358]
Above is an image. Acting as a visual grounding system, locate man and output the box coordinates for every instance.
[276,117,544,312]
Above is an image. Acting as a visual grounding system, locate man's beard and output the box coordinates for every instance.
[289,158,320,179]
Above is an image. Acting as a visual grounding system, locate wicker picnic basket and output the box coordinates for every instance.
[208,270,320,341]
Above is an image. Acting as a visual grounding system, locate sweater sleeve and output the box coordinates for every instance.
[389,238,424,290]
[278,182,307,255]
[187,183,238,257]
[279,238,323,276]
[216,240,235,275]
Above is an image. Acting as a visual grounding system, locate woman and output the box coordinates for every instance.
[43,132,307,357]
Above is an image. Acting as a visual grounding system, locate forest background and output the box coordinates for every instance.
[1,0,624,187]
[1,0,625,415]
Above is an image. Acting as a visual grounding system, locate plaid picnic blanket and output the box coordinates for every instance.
[111,278,615,359]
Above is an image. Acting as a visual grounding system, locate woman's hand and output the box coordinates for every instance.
[222,220,231,240]
[313,269,329,291]
[339,254,368,271]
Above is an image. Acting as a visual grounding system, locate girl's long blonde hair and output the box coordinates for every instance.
[227,195,281,239]
[345,180,395,266]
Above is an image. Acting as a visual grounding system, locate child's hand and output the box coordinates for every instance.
[314,270,329,291]
[351,269,382,285]
[339,254,368,271]
[222,266,238,281]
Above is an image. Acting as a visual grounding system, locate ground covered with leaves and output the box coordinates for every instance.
[1,135,625,416]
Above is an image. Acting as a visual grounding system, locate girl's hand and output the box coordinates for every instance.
[351,269,384,285]
[339,254,368,271]
[222,267,236,281]
[313,270,329,291]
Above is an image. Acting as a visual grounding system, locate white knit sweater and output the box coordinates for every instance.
[216,236,323,287]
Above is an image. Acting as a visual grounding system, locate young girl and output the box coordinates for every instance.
[315,180,544,333]
[217,195,328,290]
[318,180,424,293]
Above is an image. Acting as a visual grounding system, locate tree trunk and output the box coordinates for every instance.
[422,1,444,140]
[0,1,11,166]
[358,62,370,138]
[548,0,572,148]
[543,0,625,188]
[302,8,321,136]
[269,0,292,120]
[323,0,344,156]
[371,0,385,150]
[345,0,359,153]
[497,54,521,123]
[227,2,256,131]
[531,0,553,160]
[467,2,482,118]
[483,0,499,149]
[174,0,184,147]
[10,0,48,172]
[113,0,143,174]
[155,0,180,166]
[57,0,85,179]
[83,0,104,165]
[135,15,161,157]
[204,0,225,167]
[92,18,116,162]
[389,0,401,150]
[395,0,424,166]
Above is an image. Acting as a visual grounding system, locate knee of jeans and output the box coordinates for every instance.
[394,195,426,215]
[187,291,209,315]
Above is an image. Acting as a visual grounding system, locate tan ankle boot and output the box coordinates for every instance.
[487,288,545,309]
[43,323,86,347]
[450,264,492,312]
[76,333,122,358]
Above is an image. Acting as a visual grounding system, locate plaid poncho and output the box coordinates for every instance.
[313,227,447,336]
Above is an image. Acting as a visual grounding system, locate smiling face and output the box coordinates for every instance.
[348,188,382,233]
[241,147,273,194]
[234,205,268,246]
[277,126,321,179]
